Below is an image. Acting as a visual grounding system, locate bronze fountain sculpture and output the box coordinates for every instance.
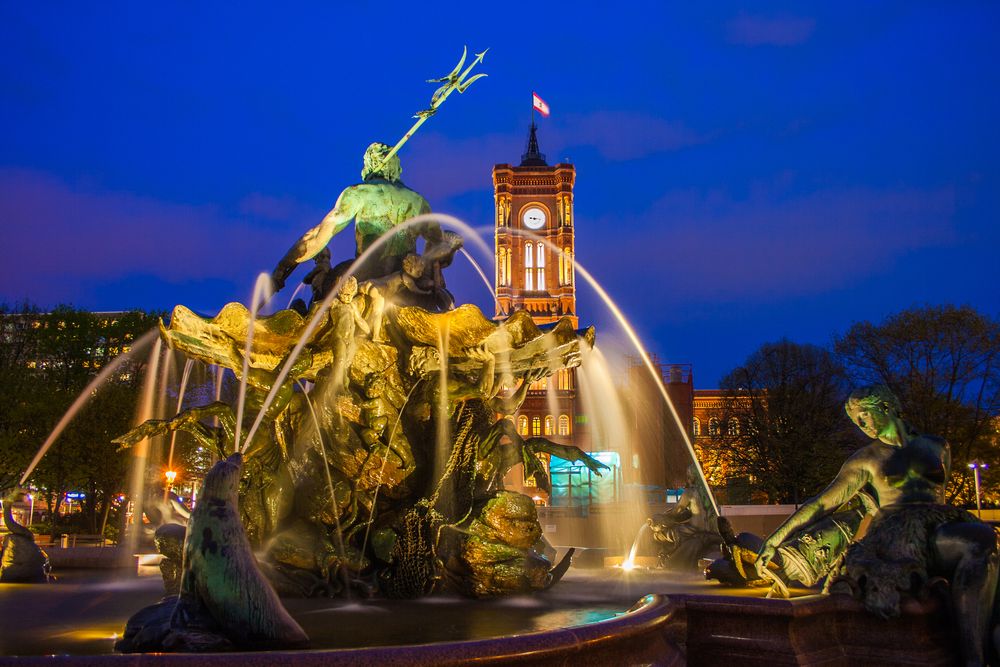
[113,48,607,652]
[708,384,998,664]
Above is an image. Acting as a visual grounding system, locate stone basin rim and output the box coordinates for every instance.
[2,593,681,666]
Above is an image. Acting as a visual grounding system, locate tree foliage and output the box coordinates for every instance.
[835,305,1000,504]
[702,339,864,504]
[0,304,161,534]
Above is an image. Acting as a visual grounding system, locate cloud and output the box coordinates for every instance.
[581,182,957,305]
[0,168,293,306]
[726,13,816,47]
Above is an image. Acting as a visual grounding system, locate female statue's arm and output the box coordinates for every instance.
[756,453,872,573]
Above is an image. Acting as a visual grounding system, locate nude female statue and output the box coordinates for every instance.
[751,385,997,665]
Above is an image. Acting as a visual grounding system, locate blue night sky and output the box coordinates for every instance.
[2,2,998,387]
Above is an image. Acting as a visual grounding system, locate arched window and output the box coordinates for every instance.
[536,243,546,290]
[564,248,573,285]
[517,415,528,436]
[531,416,542,436]
[708,418,720,436]
[505,249,511,287]
[728,418,740,436]
[692,417,701,436]
[524,242,534,290]
[497,248,506,287]
[558,414,571,436]
[558,250,565,286]
[544,415,554,435]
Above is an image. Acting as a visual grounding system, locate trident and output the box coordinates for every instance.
[375,46,488,171]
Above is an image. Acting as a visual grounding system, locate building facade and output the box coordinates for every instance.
[494,124,596,505]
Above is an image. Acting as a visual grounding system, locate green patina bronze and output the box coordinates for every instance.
[115,48,609,652]
[708,384,999,665]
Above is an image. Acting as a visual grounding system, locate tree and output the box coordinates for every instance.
[0,304,161,534]
[835,305,1000,505]
[702,340,863,504]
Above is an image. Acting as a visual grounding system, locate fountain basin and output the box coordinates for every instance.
[0,570,698,663]
[0,566,962,664]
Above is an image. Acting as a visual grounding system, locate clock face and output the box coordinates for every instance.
[522,206,547,230]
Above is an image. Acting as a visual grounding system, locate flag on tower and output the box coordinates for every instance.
[532,92,550,117]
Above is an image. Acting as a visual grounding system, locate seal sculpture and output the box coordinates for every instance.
[117,454,308,652]
[0,489,49,583]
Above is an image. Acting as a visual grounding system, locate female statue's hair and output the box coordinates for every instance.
[845,384,902,417]
[361,142,402,182]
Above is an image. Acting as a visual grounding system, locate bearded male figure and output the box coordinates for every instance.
[272,142,443,289]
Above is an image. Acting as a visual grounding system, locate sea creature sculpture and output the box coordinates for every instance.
[647,464,722,570]
[116,454,308,652]
[0,488,49,583]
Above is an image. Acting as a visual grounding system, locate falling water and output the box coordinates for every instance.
[213,365,225,404]
[165,358,195,490]
[459,248,496,300]
[435,316,452,486]
[509,228,719,515]
[241,213,495,454]
[286,281,307,309]
[544,381,561,434]
[621,523,650,571]
[234,273,274,451]
[18,329,160,487]
[361,379,424,558]
[122,337,164,559]
[296,381,351,598]
[580,348,629,462]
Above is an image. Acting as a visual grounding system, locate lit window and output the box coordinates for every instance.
[728,418,740,436]
[709,418,720,436]
[536,243,546,290]
[532,416,541,436]
[558,414,571,436]
[544,415,554,435]
[525,242,534,290]
[558,250,565,286]
[692,418,701,436]
[518,415,528,435]
[558,369,572,390]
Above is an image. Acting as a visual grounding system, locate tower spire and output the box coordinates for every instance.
[520,122,547,166]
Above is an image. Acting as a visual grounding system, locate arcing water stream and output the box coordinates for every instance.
[16,213,714,583]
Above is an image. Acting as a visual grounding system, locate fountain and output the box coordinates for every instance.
[3,47,992,666]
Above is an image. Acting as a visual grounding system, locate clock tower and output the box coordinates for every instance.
[493,123,576,326]
[493,123,586,503]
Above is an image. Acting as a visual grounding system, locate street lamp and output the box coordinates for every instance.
[165,470,178,490]
[26,493,34,527]
[968,461,989,519]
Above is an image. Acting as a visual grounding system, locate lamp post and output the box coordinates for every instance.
[27,493,34,527]
[164,470,178,501]
[969,461,989,520]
